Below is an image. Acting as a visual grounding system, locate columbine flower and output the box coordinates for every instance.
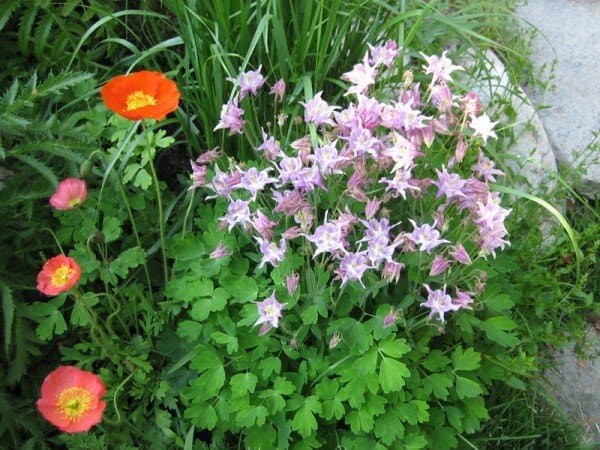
[306,221,346,257]
[239,167,278,199]
[286,272,300,296]
[382,260,405,283]
[255,291,286,329]
[257,130,283,160]
[233,66,266,99]
[188,160,207,190]
[454,288,474,309]
[50,178,88,210]
[206,165,242,199]
[336,251,370,287]
[368,40,400,68]
[214,97,245,134]
[37,366,106,433]
[310,142,347,175]
[380,168,421,199]
[196,148,222,164]
[341,53,378,96]
[461,92,483,117]
[472,152,504,182]
[420,51,463,85]
[222,199,252,232]
[210,241,232,259]
[469,114,498,145]
[364,198,381,220]
[367,235,397,267]
[420,283,461,322]
[431,84,454,112]
[101,70,179,120]
[434,167,466,200]
[37,255,82,296]
[270,79,286,102]
[302,91,338,127]
[255,237,287,269]
[383,132,423,171]
[406,220,450,253]
[251,209,277,240]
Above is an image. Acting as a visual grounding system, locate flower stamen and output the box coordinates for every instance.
[57,386,93,421]
[51,265,74,288]
[126,90,157,111]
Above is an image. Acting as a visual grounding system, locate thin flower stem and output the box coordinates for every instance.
[41,228,65,255]
[182,188,195,237]
[102,372,134,426]
[148,156,169,286]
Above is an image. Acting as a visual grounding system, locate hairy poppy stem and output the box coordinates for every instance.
[148,156,169,286]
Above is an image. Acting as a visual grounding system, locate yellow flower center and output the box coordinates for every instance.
[51,265,73,287]
[264,304,277,316]
[68,197,82,208]
[57,386,93,421]
[126,90,157,111]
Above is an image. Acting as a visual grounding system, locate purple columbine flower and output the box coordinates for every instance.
[214,97,245,134]
[269,78,286,102]
[233,65,266,99]
[368,40,400,68]
[273,189,309,216]
[406,220,450,253]
[420,283,461,322]
[454,288,474,309]
[472,151,504,182]
[251,209,277,240]
[382,260,405,283]
[431,84,454,112]
[257,129,283,160]
[383,132,424,171]
[222,199,252,232]
[255,236,287,269]
[367,235,398,267]
[364,198,381,220]
[210,241,232,259]
[206,165,242,199]
[188,159,207,190]
[306,221,346,257]
[309,142,347,175]
[239,167,278,199]
[355,95,382,130]
[196,147,222,164]
[380,168,421,200]
[286,272,300,296]
[434,167,467,200]
[302,91,338,127]
[336,251,370,287]
[277,156,304,186]
[255,291,286,329]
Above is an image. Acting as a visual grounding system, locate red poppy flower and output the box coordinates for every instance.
[100,70,180,120]
[37,255,82,296]
[37,366,106,433]
[49,178,88,210]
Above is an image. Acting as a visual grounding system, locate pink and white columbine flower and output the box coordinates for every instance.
[383,132,423,171]
[188,160,207,190]
[368,40,400,68]
[469,114,498,145]
[239,167,278,199]
[420,50,463,86]
[233,65,266,99]
[461,92,483,117]
[336,251,371,287]
[473,194,511,257]
[286,272,300,296]
[255,291,286,329]
[251,209,277,240]
[434,167,467,200]
[472,151,504,182]
[302,91,338,127]
[429,254,450,276]
[306,221,346,257]
[450,244,472,265]
[420,283,461,322]
[222,199,252,231]
[257,130,283,160]
[214,97,245,134]
[255,236,287,269]
[382,260,405,283]
[269,79,286,102]
[454,288,474,309]
[206,165,242,199]
[406,220,450,253]
[310,142,348,175]
[380,168,421,199]
[341,53,378,96]
[50,178,87,210]
[210,241,232,259]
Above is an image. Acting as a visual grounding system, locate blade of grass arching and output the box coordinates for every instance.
[492,184,582,284]
[10,153,58,186]
[239,13,272,73]
[402,0,438,50]
[101,37,140,55]
[66,9,168,72]
[126,36,184,73]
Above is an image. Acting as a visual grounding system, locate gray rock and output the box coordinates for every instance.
[517,0,600,198]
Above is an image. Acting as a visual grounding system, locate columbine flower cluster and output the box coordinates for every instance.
[196,41,511,329]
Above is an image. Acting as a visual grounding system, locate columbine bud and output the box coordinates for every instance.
[329,332,341,349]
[286,272,300,296]
[429,255,450,276]
[365,198,381,220]
[382,260,405,284]
[402,69,414,88]
[383,308,399,328]
[290,337,298,349]
[450,244,472,265]
[259,323,272,336]
[455,138,467,162]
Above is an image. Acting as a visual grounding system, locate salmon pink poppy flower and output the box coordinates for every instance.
[37,366,106,433]
[101,70,180,120]
[37,255,81,296]
[49,178,87,210]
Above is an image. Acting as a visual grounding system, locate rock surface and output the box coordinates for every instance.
[517,0,600,198]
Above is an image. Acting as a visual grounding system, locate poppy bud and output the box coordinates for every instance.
[79,159,93,178]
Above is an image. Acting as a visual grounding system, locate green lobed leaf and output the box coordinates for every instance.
[230,372,258,397]
[451,347,481,371]
[374,409,405,445]
[455,376,483,399]
[379,338,411,358]
[379,356,410,393]
[291,396,322,438]
[109,246,146,280]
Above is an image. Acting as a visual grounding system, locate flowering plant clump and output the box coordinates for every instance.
[37,366,106,433]
[167,41,522,448]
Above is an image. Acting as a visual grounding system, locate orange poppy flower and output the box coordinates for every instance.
[37,255,82,296]
[37,366,106,433]
[100,70,180,120]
